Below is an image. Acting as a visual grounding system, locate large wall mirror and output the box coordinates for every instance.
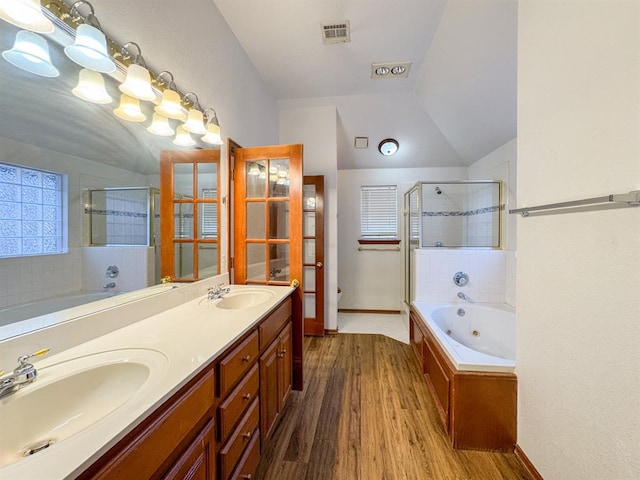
[0,16,222,340]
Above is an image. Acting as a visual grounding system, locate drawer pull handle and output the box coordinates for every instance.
[242,393,251,400]
[242,431,252,440]
[242,475,252,480]
[241,355,251,362]
[278,349,287,358]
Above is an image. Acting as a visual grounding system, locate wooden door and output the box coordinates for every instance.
[160,150,220,282]
[233,144,303,390]
[302,175,325,336]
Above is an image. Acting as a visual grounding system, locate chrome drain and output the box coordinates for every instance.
[23,439,55,457]
[446,329,452,335]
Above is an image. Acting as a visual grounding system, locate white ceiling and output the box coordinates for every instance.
[213,0,517,169]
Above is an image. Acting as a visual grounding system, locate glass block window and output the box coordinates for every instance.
[0,162,65,257]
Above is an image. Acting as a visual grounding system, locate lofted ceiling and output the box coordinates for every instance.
[212,0,517,169]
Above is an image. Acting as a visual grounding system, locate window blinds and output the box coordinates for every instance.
[360,185,397,238]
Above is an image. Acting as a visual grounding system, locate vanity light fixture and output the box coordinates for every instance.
[113,93,146,122]
[173,125,196,147]
[147,112,175,136]
[2,29,59,77]
[154,71,187,120]
[201,108,223,145]
[182,92,207,135]
[0,0,54,34]
[119,42,156,102]
[378,138,399,156]
[72,68,112,104]
[63,1,116,73]
[248,163,261,176]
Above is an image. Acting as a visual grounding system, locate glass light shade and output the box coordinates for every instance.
[155,89,187,120]
[113,93,146,122]
[201,122,222,145]
[72,68,112,104]
[248,164,260,176]
[147,113,175,137]
[119,63,155,101]
[0,0,54,34]
[2,29,58,77]
[64,24,116,73]
[182,108,207,135]
[173,125,195,147]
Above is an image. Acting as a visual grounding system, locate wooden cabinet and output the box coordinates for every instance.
[162,420,216,480]
[80,294,294,480]
[409,309,425,370]
[260,321,292,443]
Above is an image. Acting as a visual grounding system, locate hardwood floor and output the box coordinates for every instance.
[254,333,531,480]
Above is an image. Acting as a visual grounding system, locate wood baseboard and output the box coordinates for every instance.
[338,308,401,315]
[324,329,339,336]
[514,444,544,480]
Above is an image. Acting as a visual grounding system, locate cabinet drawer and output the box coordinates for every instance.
[219,399,259,480]
[161,419,215,480]
[218,331,259,397]
[229,431,260,480]
[259,298,291,349]
[218,364,259,441]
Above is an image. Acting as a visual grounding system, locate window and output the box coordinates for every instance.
[360,185,398,239]
[0,162,65,257]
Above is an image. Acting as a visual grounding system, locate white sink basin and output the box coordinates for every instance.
[200,289,276,310]
[0,348,168,468]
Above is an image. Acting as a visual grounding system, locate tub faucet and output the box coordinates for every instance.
[457,291,473,303]
[0,348,50,399]
[103,282,116,289]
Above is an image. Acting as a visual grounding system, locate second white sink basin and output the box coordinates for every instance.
[0,348,168,468]
[199,289,276,310]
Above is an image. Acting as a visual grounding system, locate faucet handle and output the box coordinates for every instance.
[18,348,50,366]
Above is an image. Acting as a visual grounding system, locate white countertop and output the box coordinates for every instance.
[0,283,293,480]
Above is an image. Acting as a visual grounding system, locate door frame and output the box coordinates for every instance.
[303,175,325,336]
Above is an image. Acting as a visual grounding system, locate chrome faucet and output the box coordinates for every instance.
[457,291,473,303]
[0,348,50,399]
[207,284,231,300]
[103,282,116,289]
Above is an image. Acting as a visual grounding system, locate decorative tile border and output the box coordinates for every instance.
[422,204,505,217]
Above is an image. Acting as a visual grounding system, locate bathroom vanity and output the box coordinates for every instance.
[0,279,296,480]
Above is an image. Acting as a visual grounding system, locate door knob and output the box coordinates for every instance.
[316,262,323,269]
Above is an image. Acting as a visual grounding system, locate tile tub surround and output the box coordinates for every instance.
[0,279,293,479]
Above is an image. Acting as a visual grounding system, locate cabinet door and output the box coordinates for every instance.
[260,339,279,442]
[278,322,292,410]
[162,419,216,480]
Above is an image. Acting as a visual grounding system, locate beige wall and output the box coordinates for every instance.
[517,2,640,478]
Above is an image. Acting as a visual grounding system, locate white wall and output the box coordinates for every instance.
[337,167,466,312]
[517,2,640,479]
[279,105,338,331]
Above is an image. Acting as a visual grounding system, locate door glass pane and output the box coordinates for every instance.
[173,164,193,198]
[269,201,289,239]
[198,243,217,278]
[304,184,316,209]
[246,160,267,198]
[269,243,289,281]
[174,242,194,279]
[247,243,266,282]
[303,238,315,264]
[197,163,217,194]
[269,158,289,198]
[247,202,265,239]
[304,266,315,290]
[304,293,315,318]
[174,203,193,239]
[198,202,217,239]
[303,211,315,236]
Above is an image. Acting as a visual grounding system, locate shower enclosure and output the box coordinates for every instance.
[403,181,503,303]
[86,187,162,283]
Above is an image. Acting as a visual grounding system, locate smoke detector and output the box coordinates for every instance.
[371,62,412,79]
[321,21,350,44]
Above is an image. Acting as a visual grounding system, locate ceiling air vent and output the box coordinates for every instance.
[321,21,350,44]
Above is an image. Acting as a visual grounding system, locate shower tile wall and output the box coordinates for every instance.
[92,190,148,246]
[413,249,509,304]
